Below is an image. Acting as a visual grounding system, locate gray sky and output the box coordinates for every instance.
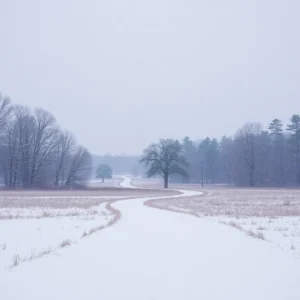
[1,1,299,155]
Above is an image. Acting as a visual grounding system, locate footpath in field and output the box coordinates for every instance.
[1,177,300,300]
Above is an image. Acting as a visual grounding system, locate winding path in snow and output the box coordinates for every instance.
[117,176,138,188]
[2,178,300,300]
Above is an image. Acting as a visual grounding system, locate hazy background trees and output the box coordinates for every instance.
[0,92,92,188]
[96,164,113,182]
[2,92,299,189]
[141,115,300,188]
[287,115,300,186]
[93,155,145,175]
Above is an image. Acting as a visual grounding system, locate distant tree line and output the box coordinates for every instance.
[0,93,92,188]
[141,116,300,187]
[93,154,145,176]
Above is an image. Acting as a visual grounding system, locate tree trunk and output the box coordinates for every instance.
[164,174,168,188]
[297,159,300,186]
[250,171,254,187]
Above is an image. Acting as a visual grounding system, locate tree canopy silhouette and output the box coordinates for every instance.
[96,164,112,182]
[140,139,188,188]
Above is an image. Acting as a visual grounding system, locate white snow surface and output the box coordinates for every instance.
[0,203,113,271]
[210,215,300,256]
[1,178,300,299]
[166,205,300,257]
[118,176,138,188]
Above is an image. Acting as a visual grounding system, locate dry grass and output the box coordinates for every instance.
[275,227,289,232]
[219,222,267,241]
[0,196,120,210]
[247,230,265,240]
[9,246,56,268]
[0,188,177,215]
[0,209,113,220]
[291,242,296,250]
[146,188,300,218]
[257,226,266,231]
[0,187,176,198]
[144,186,300,248]
[228,221,243,231]
[11,254,20,267]
[42,211,51,218]
[35,248,51,260]
[58,239,72,248]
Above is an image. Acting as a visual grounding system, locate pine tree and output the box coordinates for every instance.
[287,115,300,186]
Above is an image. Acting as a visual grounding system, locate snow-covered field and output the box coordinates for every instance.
[0,199,116,271]
[0,178,172,272]
[87,177,122,188]
[213,215,300,255]
[146,188,300,258]
[1,178,300,299]
[0,177,130,270]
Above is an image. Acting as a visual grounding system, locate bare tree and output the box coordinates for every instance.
[0,94,12,184]
[140,139,188,188]
[65,146,92,186]
[29,108,58,185]
[0,93,12,130]
[0,121,19,187]
[236,123,262,187]
[13,106,36,187]
[54,131,75,185]
[0,92,94,189]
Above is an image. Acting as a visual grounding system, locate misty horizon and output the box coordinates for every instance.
[1,1,299,155]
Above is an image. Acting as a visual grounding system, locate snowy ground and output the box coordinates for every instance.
[213,215,300,255]
[0,200,116,271]
[0,177,132,271]
[146,188,300,258]
[87,177,121,188]
[1,178,300,299]
[0,177,172,272]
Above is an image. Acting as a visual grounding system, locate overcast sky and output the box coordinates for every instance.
[0,1,299,155]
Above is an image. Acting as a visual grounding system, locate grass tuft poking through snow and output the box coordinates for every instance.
[9,247,55,269]
[1,200,122,270]
[228,221,243,231]
[59,239,72,248]
[11,254,20,267]
[291,241,296,250]
[247,230,265,240]
[257,226,266,231]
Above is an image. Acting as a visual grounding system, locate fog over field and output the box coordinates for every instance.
[1,1,300,155]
